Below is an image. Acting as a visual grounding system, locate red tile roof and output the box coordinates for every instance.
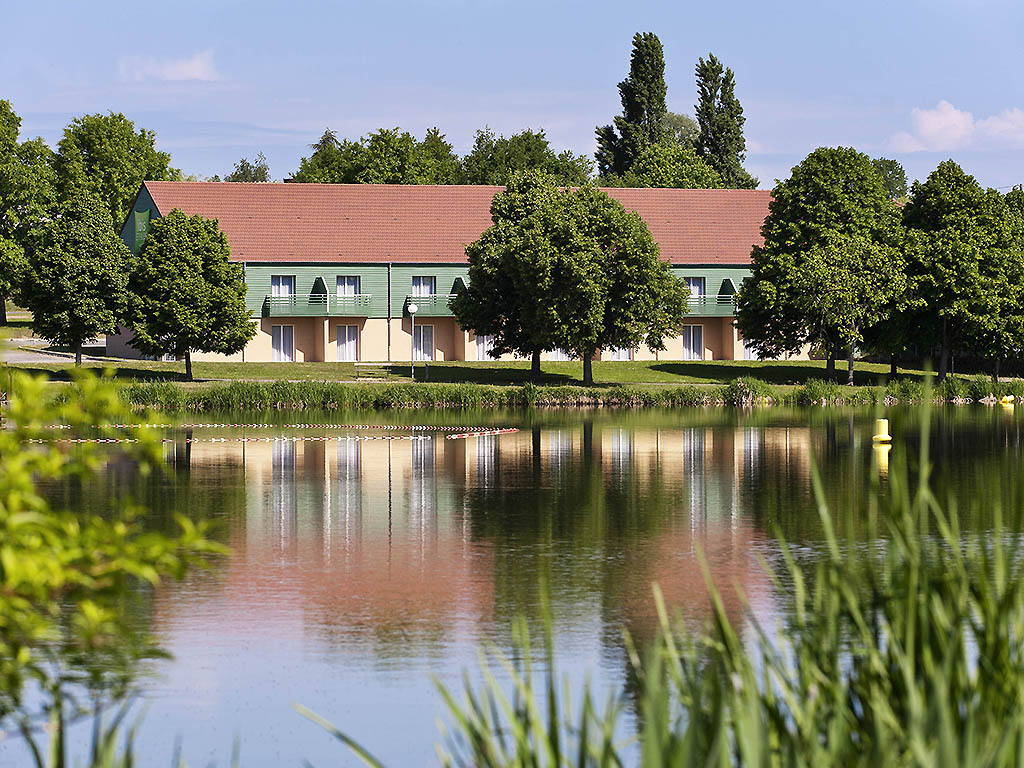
[142,182,769,265]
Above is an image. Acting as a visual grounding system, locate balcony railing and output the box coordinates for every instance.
[404,294,456,317]
[687,294,737,317]
[262,293,374,317]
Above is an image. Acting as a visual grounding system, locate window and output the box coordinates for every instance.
[413,324,434,361]
[476,334,494,361]
[608,346,632,361]
[411,276,436,296]
[337,325,359,361]
[271,324,294,362]
[684,277,705,296]
[476,434,497,487]
[271,275,295,297]
[337,276,360,296]
[682,325,704,361]
[549,348,570,361]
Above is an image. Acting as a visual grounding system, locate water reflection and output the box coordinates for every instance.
[22,407,1024,766]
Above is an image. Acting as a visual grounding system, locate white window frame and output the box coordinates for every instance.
[608,346,633,361]
[411,276,436,296]
[271,275,295,297]
[684,277,706,297]
[271,324,295,362]
[476,334,495,361]
[336,276,360,296]
[413,324,434,361]
[549,348,570,361]
[682,324,704,361]
[337,324,359,361]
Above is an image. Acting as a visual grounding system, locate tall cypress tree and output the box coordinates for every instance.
[694,53,758,189]
[595,32,669,177]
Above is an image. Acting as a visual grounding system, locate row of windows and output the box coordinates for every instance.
[268,324,710,362]
[268,275,711,298]
[269,275,438,297]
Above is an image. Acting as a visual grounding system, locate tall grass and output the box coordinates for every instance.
[308,401,1024,766]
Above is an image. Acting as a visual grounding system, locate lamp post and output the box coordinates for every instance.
[408,303,419,381]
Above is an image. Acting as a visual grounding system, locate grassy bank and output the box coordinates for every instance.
[99,375,1024,411]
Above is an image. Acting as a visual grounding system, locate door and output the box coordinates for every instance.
[337,325,359,361]
[272,324,294,362]
[413,324,434,361]
[337,276,359,296]
[608,346,632,361]
[271,275,295,296]
[682,325,703,361]
[411,276,436,296]
[685,277,705,309]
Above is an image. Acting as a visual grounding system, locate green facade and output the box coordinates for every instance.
[121,185,752,321]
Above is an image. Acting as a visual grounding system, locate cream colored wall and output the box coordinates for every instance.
[392,317,460,361]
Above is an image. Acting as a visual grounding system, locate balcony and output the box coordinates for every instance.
[687,295,737,317]
[404,294,456,317]
[262,294,374,317]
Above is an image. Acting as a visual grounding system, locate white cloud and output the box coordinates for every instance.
[888,100,1024,152]
[117,50,219,83]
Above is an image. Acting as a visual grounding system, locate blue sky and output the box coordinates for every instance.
[3,0,1022,190]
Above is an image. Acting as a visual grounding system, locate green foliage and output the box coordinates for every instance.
[601,142,721,189]
[595,32,670,176]
[793,377,843,405]
[722,376,779,404]
[291,129,367,183]
[694,53,757,189]
[0,373,221,767]
[126,209,255,380]
[736,147,902,374]
[461,127,592,186]
[871,156,908,199]
[452,170,689,385]
[902,161,1023,379]
[0,101,57,318]
[663,111,698,150]
[21,191,130,362]
[224,151,270,182]
[54,112,177,225]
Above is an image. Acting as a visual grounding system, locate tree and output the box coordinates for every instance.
[735,147,900,379]
[22,192,130,365]
[0,101,57,324]
[694,53,757,189]
[462,127,591,186]
[452,170,688,386]
[602,142,721,189]
[664,112,698,149]
[357,128,419,183]
[225,151,270,182]
[292,129,366,183]
[54,112,177,225]
[595,32,670,177]
[871,156,908,199]
[412,127,463,184]
[547,185,689,385]
[127,209,255,381]
[902,161,1019,380]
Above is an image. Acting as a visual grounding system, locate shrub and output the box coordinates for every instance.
[794,378,843,405]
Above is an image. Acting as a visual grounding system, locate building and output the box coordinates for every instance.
[111,182,773,363]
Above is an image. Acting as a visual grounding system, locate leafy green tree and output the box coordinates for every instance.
[694,53,757,189]
[412,127,463,184]
[902,161,1019,380]
[462,127,591,186]
[0,101,57,324]
[357,128,419,183]
[292,129,366,183]
[871,156,908,199]
[54,112,177,225]
[0,372,220,767]
[595,32,670,177]
[548,185,689,385]
[225,151,270,182]
[451,170,564,380]
[736,147,899,379]
[127,209,255,381]
[664,111,698,149]
[21,192,130,365]
[453,170,688,386]
[602,142,721,189]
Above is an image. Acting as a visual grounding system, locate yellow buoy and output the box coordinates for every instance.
[873,418,892,443]
[1000,395,1015,405]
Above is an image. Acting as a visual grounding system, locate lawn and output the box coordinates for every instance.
[4,356,929,386]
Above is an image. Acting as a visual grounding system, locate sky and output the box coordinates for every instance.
[2,0,1023,190]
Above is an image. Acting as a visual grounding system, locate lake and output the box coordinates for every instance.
[4,405,1022,766]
